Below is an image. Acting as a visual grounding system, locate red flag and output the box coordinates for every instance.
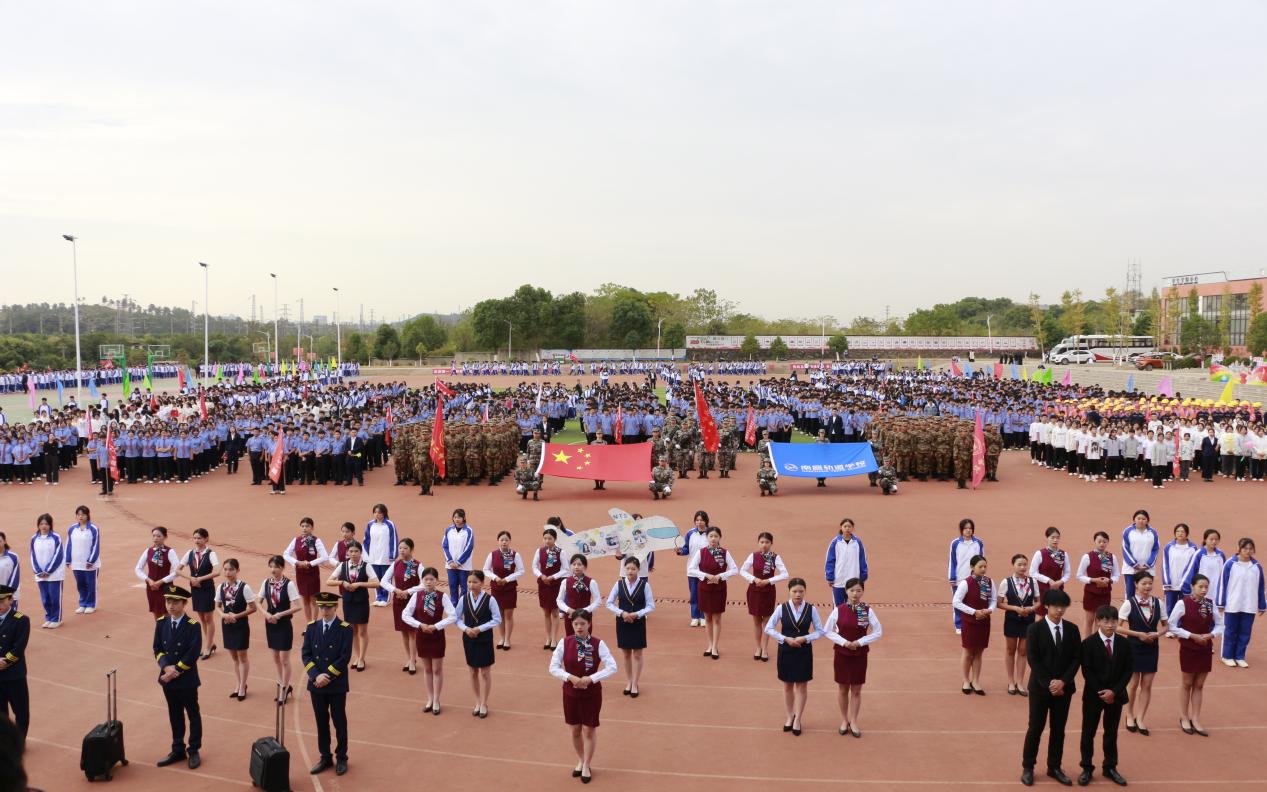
[744,406,757,447]
[268,429,285,484]
[950,360,962,378]
[430,397,446,478]
[177,367,186,391]
[694,382,720,453]
[537,441,651,481]
[435,379,456,397]
[614,407,624,444]
[568,351,579,363]
[1172,431,1181,478]
[971,411,986,489]
[199,391,208,420]
[385,405,393,447]
[302,384,308,401]
[106,424,120,482]
[482,403,489,424]
[993,363,1003,380]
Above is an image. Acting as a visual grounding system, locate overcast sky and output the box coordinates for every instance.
[2,1,1265,326]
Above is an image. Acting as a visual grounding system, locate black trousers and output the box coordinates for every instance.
[1079,696,1122,771]
[1022,691,1072,771]
[310,690,348,761]
[249,452,265,483]
[345,455,363,484]
[162,685,202,753]
[0,679,30,737]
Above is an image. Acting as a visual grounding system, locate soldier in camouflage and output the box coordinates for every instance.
[717,417,739,478]
[464,424,484,485]
[514,454,540,500]
[673,419,697,479]
[876,457,897,495]
[984,425,1002,482]
[757,456,778,496]
[649,456,674,499]
[415,422,435,495]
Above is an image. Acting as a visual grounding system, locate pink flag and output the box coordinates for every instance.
[1060,371,1072,387]
[1157,376,1175,398]
[950,360,962,377]
[27,376,35,409]
[1172,431,1181,478]
[971,411,986,489]
[993,363,1003,380]
[236,366,245,385]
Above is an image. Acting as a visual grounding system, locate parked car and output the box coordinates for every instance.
[1049,349,1093,365]
[1134,352,1180,370]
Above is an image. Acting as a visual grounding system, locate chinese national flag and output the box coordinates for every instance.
[568,351,579,363]
[268,429,285,484]
[970,411,986,489]
[106,425,120,481]
[537,442,651,482]
[1172,431,1181,478]
[385,405,393,447]
[744,406,757,447]
[430,396,446,478]
[694,382,719,453]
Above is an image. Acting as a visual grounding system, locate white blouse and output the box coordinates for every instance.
[604,578,657,619]
[687,548,739,581]
[482,551,527,585]
[762,601,824,644]
[549,638,618,683]
[952,578,998,615]
[821,605,884,647]
[739,552,789,585]
[134,547,180,584]
[401,590,458,631]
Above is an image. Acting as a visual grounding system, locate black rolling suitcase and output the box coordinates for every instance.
[249,684,290,791]
[81,669,128,781]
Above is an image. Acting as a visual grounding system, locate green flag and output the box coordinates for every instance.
[123,366,132,398]
[215,363,223,382]
[1042,366,1054,385]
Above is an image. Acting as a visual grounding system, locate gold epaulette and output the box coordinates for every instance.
[339,621,349,627]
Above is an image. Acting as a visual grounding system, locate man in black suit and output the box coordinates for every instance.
[825,409,846,443]
[1022,589,1081,786]
[303,591,354,776]
[346,430,366,486]
[1078,605,1131,786]
[153,585,202,769]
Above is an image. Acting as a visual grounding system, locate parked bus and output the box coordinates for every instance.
[1046,335,1154,364]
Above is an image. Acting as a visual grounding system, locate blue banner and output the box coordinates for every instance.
[767,442,878,478]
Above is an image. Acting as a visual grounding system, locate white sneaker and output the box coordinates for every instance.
[47,621,60,629]
[41,621,50,629]
[84,607,96,614]
[688,618,696,627]
[1222,658,1237,667]
[955,628,962,635]
[74,607,85,614]
[1237,659,1250,668]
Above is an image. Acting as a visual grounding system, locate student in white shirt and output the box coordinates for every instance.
[1075,531,1120,637]
[823,576,883,737]
[65,505,101,615]
[258,554,302,704]
[762,577,822,737]
[687,527,738,659]
[460,571,501,718]
[953,555,995,695]
[1117,571,1167,735]
[1217,538,1266,668]
[1169,574,1224,736]
[740,531,789,661]
[482,531,526,652]
[605,557,655,698]
[402,567,457,715]
[1161,523,1199,614]
[549,608,617,784]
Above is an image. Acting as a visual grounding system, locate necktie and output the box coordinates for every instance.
[1105,638,1113,656]
[1055,624,1062,645]
[323,620,329,637]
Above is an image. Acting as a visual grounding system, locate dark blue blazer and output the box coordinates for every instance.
[153,615,202,690]
[302,619,353,693]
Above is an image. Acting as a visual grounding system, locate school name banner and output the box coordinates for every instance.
[558,509,682,565]
[767,442,878,478]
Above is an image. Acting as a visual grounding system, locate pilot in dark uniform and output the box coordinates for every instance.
[153,584,202,769]
[0,585,30,740]
[302,590,353,776]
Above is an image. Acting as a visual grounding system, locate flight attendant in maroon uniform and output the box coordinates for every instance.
[952,555,995,695]
[556,555,602,638]
[1076,531,1120,637]
[380,538,423,674]
[483,531,526,651]
[533,528,567,650]
[823,577,883,737]
[549,609,617,784]
[402,567,457,715]
[326,522,356,569]
[687,527,738,660]
[1030,527,1070,618]
[135,526,180,618]
[741,531,789,662]
[1169,574,1224,736]
[282,517,329,623]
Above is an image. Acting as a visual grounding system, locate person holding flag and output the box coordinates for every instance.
[693,382,720,479]
[267,425,286,495]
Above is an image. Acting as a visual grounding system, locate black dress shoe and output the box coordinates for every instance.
[336,760,348,776]
[1021,769,1034,786]
[187,751,201,769]
[1137,726,1149,736]
[1047,768,1073,786]
[310,758,333,774]
[629,690,639,698]
[573,769,583,778]
[1125,720,1137,733]
[157,751,187,767]
[1103,768,1127,786]
[783,723,793,733]
[1077,769,1091,786]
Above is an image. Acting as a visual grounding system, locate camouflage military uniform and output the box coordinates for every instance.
[464,427,484,484]
[694,430,716,479]
[526,433,544,472]
[415,422,435,495]
[649,462,674,499]
[717,420,739,477]
[394,426,416,485]
[952,422,972,489]
[757,463,778,496]
[933,421,952,481]
[985,426,1002,482]
[673,424,697,477]
[446,426,465,484]
[648,430,669,467]
[876,462,897,495]
[514,456,540,500]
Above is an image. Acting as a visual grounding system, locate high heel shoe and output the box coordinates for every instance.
[1180,719,1195,735]
[962,684,972,695]
[235,686,247,701]
[783,722,793,733]
[971,685,985,696]
[629,689,639,698]
[1125,719,1137,733]
[423,703,433,713]
[792,722,802,737]
[432,704,441,716]
[850,725,862,738]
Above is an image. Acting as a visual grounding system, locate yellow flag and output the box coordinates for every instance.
[916,355,923,371]
[1217,379,1235,404]
[1021,366,1029,381]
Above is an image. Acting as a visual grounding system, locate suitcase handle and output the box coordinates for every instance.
[275,682,285,746]
[106,668,117,722]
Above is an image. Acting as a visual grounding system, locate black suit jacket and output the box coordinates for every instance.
[302,620,353,694]
[153,615,202,690]
[1026,618,1081,697]
[347,437,366,458]
[0,609,30,681]
[1079,633,1132,704]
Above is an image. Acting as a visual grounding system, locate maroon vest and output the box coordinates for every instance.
[333,539,352,564]
[564,575,593,610]
[491,550,517,578]
[1086,551,1113,591]
[834,602,871,655]
[965,576,992,610]
[1038,548,1066,587]
[537,546,562,577]
[1179,595,1215,647]
[293,535,318,563]
[563,635,601,694]
[749,551,778,581]
[412,591,445,625]
[393,559,421,590]
[147,546,171,581]
[700,547,727,576]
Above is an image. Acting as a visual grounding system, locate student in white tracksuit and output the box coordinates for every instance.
[947,518,984,633]
[363,504,398,606]
[1121,510,1160,600]
[824,519,869,607]
[441,509,475,605]
[65,505,102,615]
[1217,539,1266,667]
[30,513,65,628]
[1160,524,1198,614]
[1181,529,1226,604]
[0,533,19,604]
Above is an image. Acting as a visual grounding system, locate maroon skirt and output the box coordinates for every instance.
[391,595,413,632]
[562,684,603,728]
[415,627,447,659]
[295,566,321,598]
[747,583,777,618]
[698,580,727,615]
[960,614,991,651]
[834,648,869,685]
[538,578,561,610]
[492,581,518,611]
[1082,584,1112,613]
[1179,641,1212,675]
[145,585,166,618]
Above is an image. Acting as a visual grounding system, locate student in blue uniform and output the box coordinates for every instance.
[442,509,475,605]
[29,514,64,629]
[65,505,101,615]
[302,591,353,776]
[153,585,203,770]
[0,585,30,741]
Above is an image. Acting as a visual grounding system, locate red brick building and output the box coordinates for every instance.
[1158,273,1266,354]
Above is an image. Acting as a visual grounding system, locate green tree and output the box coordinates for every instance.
[1248,282,1264,324]
[1059,290,1085,337]
[1187,287,1200,318]
[345,332,369,364]
[610,292,653,347]
[400,315,447,358]
[1247,313,1267,356]
[740,333,760,358]
[545,292,587,348]
[1164,288,1182,347]
[470,299,510,351]
[828,333,849,357]
[1132,308,1152,336]
[769,336,789,359]
[661,321,686,349]
[373,324,400,360]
